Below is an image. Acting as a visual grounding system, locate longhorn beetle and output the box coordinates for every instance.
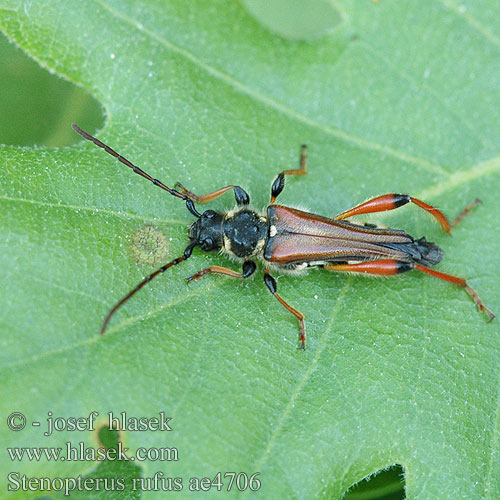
[72,124,495,348]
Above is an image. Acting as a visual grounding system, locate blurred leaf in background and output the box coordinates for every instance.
[0,32,103,146]
[242,0,343,41]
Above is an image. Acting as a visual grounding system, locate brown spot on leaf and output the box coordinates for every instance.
[130,225,169,266]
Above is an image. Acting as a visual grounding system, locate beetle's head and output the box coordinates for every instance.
[189,209,224,252]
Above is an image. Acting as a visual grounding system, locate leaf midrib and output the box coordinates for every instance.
[93,0,447,175]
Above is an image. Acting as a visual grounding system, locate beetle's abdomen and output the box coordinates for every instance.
[379,237,443,267]
[223,209,267,258]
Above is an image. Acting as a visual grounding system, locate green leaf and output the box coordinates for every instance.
[1,1,499,499]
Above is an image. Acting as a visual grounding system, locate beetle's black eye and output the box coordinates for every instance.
[204,210,217,219]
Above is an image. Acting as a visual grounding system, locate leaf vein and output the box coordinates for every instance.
[0,281,216,372]
[358,41,490,150]
[93,0,446,175]
[0,194,185,225]
[437,0,500,47]
[248,279,352,478]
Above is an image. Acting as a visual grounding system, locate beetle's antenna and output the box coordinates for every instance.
[100,242,197,334]
[72,124,200,217]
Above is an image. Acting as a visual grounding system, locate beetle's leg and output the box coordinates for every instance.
[186,260,256,282]
[324,259,495,321]
[414,264,495,321]
[270,144,307,203]
[174,183,250,206]
[283,143,308,175]
[450,198,481,229]
[324,259,413,276]
[264,270,306,349]
[335,194,452,234]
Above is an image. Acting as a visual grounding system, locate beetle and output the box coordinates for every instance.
[72,124,495,348]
